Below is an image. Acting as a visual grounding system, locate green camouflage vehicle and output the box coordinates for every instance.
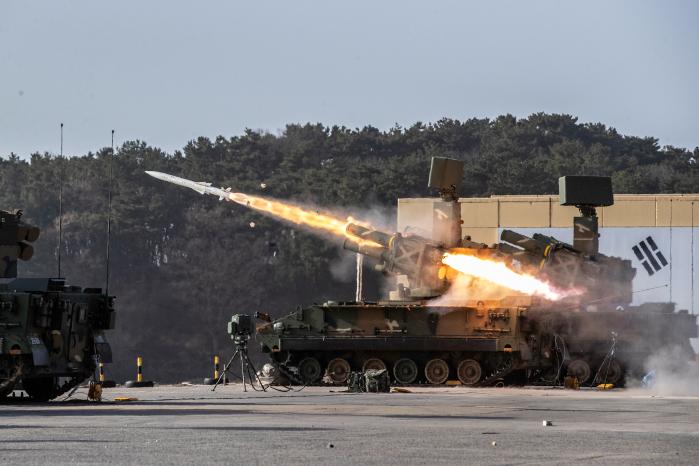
[253,160,697,386]
[0,210,115,401]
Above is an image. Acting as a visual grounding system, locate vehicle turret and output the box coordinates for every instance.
[0,210,40,279]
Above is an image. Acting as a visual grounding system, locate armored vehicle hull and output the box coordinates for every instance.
[257,299,696,387]
[0,278,115,401]
[258,300,522,385]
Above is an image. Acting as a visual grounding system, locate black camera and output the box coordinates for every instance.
[227,314,255,343]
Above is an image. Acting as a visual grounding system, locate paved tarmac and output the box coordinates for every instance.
[1,384,699,465]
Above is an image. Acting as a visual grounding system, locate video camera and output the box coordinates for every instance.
[227,314,255,344]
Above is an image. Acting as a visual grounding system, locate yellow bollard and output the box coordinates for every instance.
[98,362,116,388]
[204,355,222,385]
[125,355,153,388]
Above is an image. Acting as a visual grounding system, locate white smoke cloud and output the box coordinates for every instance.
[428,274,514,308]
[330,248,361,282]
[628,346,699,396]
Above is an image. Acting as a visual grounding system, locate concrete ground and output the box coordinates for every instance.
[1,384,699,465]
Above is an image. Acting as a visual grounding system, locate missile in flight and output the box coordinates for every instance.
[145,170,246,203]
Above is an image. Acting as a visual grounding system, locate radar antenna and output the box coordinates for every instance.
[105,130,114,295]
[57,123,64,278]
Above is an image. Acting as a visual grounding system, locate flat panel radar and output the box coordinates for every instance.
[428,157,464,192]
[429,157,464,202]
[559,176,613,256]
[558,176,614,207]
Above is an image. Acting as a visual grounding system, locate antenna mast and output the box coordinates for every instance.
[105,130,114,295]
[57,123,64,278]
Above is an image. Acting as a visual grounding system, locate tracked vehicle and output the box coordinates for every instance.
[254,159,697,386]
[0,209,115,401]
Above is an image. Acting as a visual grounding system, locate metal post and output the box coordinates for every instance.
[240,349,246,392]
[355,253,363,302]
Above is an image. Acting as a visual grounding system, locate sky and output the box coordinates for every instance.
[1,0,698,158]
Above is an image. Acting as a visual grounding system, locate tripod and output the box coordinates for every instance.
[592,331,618,387]
[212,336,266,392]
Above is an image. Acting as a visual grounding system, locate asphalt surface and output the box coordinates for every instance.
[1,384,699,465]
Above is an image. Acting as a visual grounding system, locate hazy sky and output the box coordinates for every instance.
[1,0,697,158]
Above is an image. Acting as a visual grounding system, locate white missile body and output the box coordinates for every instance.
[145,171,232,200]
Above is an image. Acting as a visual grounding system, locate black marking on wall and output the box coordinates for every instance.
[633,236,669,276]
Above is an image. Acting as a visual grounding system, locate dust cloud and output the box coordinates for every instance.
[629,346,699,396]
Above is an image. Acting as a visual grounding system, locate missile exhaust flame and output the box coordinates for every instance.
[442,251,578,301]
[145,170,379,246]
[226,191,374,244]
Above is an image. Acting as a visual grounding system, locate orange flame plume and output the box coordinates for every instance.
[225,192,377,245]
[442,251,574,301]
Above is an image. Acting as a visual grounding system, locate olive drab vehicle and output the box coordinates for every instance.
[0,210,115,401]
[252,158,697,387]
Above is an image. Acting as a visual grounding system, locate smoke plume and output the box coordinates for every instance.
[631,346,699,396]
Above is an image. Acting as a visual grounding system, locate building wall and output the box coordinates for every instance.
[397,195,699,314]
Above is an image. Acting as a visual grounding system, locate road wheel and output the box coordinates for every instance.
[393,358,418,384]
[457,359,482,385]
[297,357,322,384]
[598,360,623,385]
[567,359,591,384]
[362,358,387,372]
[22,377,58,401]
[424,358,449,385]
[326,358,351,384]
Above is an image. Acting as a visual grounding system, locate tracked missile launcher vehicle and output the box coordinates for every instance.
[253,159,697,386]
[0,210,115,401]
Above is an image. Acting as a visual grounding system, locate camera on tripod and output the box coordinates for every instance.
[227,314,255,344]
[216,314,265,393]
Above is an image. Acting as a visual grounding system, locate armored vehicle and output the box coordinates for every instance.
[253,160,697,386]
[0,210,115,401]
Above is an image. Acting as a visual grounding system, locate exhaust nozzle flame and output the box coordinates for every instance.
[442,251,579,301]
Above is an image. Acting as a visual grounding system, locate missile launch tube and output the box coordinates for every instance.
[500,229,544,255]
[343,223,393,263]
[343,223,440,280]
[497,242,525,255]
[342,238,389,261]
[345,223,393,247]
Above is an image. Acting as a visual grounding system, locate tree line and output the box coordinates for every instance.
[2,113,697,382]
